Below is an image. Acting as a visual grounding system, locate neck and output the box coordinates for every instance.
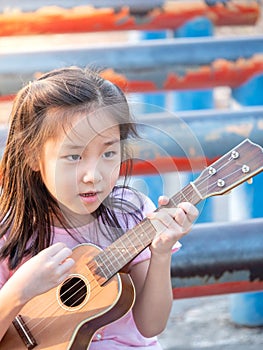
[53,208,96,229]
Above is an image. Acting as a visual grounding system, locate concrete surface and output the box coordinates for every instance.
[158,294,263,350]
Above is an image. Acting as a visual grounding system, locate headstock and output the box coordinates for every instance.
[194,139,263,199]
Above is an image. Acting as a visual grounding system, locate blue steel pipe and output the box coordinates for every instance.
[1,36,262,71]
[0,107,263,165]
[133,106,263,163]
[0,1,171,13]
[0,36,262,95]
[171,218,263,298]
[0,0,236,13]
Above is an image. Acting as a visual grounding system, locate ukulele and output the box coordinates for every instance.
[1,138,263,350]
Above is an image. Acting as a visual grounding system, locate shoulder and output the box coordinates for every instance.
[111,186,156,217]
[108,186,156,233]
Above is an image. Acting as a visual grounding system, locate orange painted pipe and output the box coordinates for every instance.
[120,156,218,175]
[1,55,262,103]
[102,55,263,92]
[0,1,259,36]
[172,280,263,299]
[171,218,263,299]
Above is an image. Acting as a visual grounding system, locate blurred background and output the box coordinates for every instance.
[0,1,263,349]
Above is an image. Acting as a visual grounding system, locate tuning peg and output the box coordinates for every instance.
[247,178,253,185]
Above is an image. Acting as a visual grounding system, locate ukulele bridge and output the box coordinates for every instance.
[12,315,37,349]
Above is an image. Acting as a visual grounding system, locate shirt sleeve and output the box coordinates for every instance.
[130,247,151,267]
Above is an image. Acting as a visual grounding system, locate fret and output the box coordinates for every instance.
[92,182,203,283]
[118,237,134,259]
[124,228,140,256]
[130,221,152,249]
[106,238,133,262]
[189,181,204,202]
[94,219,157,282]
[94,253,113,278]
[120,230,141,260]
[93,243,129,281]
[166,183,202,208]
[179,190,189,202]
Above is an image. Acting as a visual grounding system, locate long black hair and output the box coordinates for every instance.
[0,66,144,269]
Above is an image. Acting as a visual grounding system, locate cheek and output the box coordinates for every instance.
[41,168,58,197]
[103,160,121,188]
[41,161,76,197]
[110,166,121,188]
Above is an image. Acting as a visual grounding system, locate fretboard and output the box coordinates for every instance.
[91,182,202,283]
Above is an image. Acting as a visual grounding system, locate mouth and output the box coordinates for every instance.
[80,192,98,197]
[79,191,100,203]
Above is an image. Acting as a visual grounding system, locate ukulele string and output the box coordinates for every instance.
[30,226,149,338]
[165,159,235,206]
[23,252,105,333]
[100,223,152,269]
[24,274,89,329]
[32,287,106,340]
[32,275,107,340]
[26,242,131,337]
[163,156,242,208]
[28,156,237,325]
[187,156,237,196]
[19,156,240,338]
[27,275,108,339]
[28,280,87,335]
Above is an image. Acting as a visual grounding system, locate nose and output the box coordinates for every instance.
[82,166,102,184]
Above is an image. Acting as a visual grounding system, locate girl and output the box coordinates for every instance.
[0,67,198,349]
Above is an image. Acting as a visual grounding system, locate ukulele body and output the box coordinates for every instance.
[0,244,135,350]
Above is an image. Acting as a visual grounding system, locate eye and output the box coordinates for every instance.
[66,154,82,161]
[102,151,116,159]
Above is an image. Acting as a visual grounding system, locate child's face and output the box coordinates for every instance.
[37,112,121,226]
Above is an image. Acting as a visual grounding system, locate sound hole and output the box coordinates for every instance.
[60,276,87,307]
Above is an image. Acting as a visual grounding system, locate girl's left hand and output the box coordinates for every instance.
[147,196,199,255]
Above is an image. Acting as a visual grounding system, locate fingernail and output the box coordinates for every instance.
[147,212,156,219]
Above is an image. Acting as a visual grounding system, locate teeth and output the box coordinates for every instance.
[82,193,96,197]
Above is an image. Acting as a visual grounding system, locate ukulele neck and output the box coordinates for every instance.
[91,183,201,284]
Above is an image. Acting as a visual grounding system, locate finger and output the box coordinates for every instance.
[177,202,199,222]
[158,195,169,206]
[173,207,188,227]
[53,247,73,265]
[148,210,180,232]
[171,207,196,232]
[56,270,73,284]
[156,207,194,233]
[57,257,75,276]
[40,242,68,258]
[157,208,187,228]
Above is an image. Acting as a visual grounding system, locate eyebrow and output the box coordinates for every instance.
[62,138,120,150]
[103,138,120,146]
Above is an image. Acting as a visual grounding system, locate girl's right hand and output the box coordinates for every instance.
[11,242,75,304]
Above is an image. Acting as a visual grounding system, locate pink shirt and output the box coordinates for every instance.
[0,189,180,349]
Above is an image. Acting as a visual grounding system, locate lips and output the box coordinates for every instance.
[79,191,100,203]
